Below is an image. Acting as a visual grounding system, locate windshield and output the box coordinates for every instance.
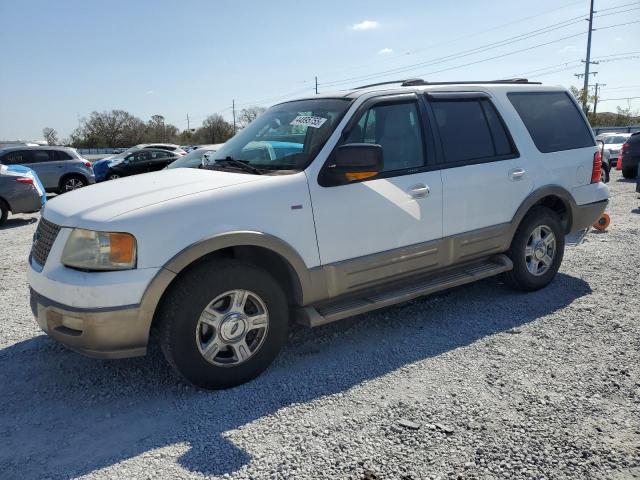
[167,148,216,169]
[604,136,628,144]
[211,98,352,171]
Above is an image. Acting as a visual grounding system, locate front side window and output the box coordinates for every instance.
[127,151,148,163]
[431,99,515,164]
[211,98,352,171]
[508,91,594,153]
[1,150,31,165]
[344,101,425,173]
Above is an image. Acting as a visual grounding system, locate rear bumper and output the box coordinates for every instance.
[11,190,42,214]
[30,288,148,359]
[572,199,608,231]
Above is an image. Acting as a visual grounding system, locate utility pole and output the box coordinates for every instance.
[581,0,596,112]
[232,100,236,134]
[186,113,190,131]
[315,76,318,95]
[592,82,606,116]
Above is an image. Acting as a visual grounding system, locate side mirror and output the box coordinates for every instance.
[331,143,383,182]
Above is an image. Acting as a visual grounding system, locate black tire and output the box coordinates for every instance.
[107,173,120,180]
[601,164,610,183]
[158,259,289,390]
[622,168,636,179]
[58,174,87,194]
[0,199,8,226]
[504,206,565,292]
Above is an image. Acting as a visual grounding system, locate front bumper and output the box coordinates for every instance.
[30,288,149,358]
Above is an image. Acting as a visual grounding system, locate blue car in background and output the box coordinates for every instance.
[91,157,114,182]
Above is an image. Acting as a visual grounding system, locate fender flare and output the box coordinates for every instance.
[507,185,577,243]
[137,231,327,333]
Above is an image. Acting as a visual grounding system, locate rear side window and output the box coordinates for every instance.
[430,99,516,164]
[508,92,594,153]
[52,150,73,160]
[30,151,52,163]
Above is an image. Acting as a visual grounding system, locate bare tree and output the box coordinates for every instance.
[196,114,234,144]
[42,127,59,145]
[238,106,267,128]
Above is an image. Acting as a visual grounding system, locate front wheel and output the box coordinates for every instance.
[107,173,120,180]
[158,259,289,389]
[504,206,565,291]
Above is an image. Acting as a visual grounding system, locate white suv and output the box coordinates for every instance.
[28,79,608,389]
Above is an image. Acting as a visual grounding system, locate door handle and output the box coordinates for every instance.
[408,183,430,199]
[509,168,526,181]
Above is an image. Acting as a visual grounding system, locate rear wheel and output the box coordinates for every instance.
[601,164,610,183]
[0,199,8,226]
[504,206,565,291]
[158,259,289,389]
[107,173,120,180]
[58,175,87,193]
[622,168,636,179]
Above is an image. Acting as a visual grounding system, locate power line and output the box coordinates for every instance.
[314,0,587,80]
[598,96,640,101]
[319,14,589,88]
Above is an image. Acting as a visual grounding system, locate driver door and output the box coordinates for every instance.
[308,95,444,296]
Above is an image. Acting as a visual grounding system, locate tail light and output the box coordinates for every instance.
[617,143,627,170]
[15,177,34,184]
[591,149,602,183]
[84,160,92,168]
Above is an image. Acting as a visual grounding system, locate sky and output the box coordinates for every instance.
[1,0,639,140]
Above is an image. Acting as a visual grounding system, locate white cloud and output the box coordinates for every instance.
[557,45,578,55]
[378,48,393,55]
[352,20,379,31]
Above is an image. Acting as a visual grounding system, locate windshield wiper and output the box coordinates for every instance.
[210,156,264,175]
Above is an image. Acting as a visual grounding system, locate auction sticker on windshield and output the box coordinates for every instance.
[290,115,327,128]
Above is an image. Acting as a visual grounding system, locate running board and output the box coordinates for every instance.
[298,254,513,328]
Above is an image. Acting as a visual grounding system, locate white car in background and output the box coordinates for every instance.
[601,133,632,167]
[166,144,224,169]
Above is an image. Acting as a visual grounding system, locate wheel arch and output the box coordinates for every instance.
[508,186,577,243]
[58,172,88,190]
[140,231,327,336]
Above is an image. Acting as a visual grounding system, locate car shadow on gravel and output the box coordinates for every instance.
[0,272,591,479]
[0,216,38,230]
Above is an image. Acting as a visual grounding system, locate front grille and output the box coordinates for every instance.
[31,218,61,267]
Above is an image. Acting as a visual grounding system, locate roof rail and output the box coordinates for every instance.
[354,78,541,89]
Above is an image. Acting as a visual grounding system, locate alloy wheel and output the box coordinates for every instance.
[64,178,85,191]
[195,289,269,367]
[524,225,556,276]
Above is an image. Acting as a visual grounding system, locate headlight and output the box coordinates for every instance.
[62,229,137,271]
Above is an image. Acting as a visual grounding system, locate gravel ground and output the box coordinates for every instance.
[1,172,639,480]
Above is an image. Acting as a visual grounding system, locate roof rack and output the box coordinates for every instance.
[354,78,541,89]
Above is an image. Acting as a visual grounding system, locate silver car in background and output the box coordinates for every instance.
[0,165,44,226]
[0,146,95,193]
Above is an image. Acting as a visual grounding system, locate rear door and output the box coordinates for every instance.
[20,150,58,189]
[148,150,175,171]
[426,92,533,236]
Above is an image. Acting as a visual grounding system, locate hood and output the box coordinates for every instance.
[43,168,263,227]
